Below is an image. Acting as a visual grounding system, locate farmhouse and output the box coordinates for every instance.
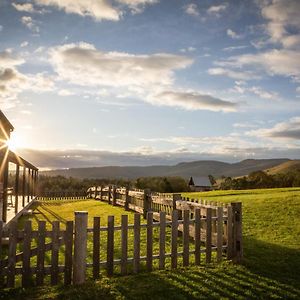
[188,176,212,192]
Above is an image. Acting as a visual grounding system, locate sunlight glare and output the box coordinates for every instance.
[6,135,23,152]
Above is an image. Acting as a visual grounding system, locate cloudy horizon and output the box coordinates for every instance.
[1,0,300,169]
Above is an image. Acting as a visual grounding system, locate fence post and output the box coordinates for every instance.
[108,186,111,204]
[172,193,181,211]
[112,185,117,206]
[231,202,243,263]
[100,186,103,201]
[125,187,129,211]
[143,189,151,219]
[73,211,88,285]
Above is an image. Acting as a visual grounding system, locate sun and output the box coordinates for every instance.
[6,135,23,152]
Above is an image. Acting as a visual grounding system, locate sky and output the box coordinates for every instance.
[1,0,300,169]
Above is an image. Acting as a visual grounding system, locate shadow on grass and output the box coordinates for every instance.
[2,236,300,300]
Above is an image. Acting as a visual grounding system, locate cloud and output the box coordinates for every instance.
[20,41,29,48]
[49,42,193,89]
[247,117,300,140]
[222,45,248,52]
[34,0,120,21]
[0,50,24,67]
[147,90,237,112]
[21,16,39,32]
[260,0,300,48]
[12,3,36,13]
[207,3,228,16]
[208,67,260,81]
[215,49,300,81]
[0,50,55,109]
[184,3,199,16]
[118,0,158,14]
[248,86,278,100]
[226,29,242,39]
[33,0,157,21]
[0,25,3,32]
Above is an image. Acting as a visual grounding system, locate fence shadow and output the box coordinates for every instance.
[110,237,300,300]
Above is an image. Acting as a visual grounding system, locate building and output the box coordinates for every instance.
[188,176,212,192]
[0,110,38,225]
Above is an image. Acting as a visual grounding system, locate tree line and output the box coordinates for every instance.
[36,175,190,195]
[218,170,300,190]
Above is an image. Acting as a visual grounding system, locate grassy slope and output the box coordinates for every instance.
[265,160,300,174]
[2,188,300,299]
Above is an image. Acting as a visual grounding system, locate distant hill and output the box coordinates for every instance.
[41,158,290,180]
[265,160,300,175]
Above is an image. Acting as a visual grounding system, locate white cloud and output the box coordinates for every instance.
[49,42,193,89]
[20,41,29,48]
[260,0,300,48]
[58,89,75,96]
[21,16,39,32]
[208,67,260,81]
[247,117,300,140]
[207,3,228,16]
[226,29,242,39]
[248,86,278,100]
[184,3,199,16]
[147,90,237,112]
[0,50,25,67]
[12,3,36,13]
[118,0,158,14]
[222,45,248,52]
[0,50,55,110]
[34,0,120,21]
[216,49,300,81]
[33,0,157,21]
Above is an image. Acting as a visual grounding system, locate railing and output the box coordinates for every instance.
[37,190,87,200]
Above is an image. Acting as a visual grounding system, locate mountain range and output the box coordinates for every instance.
[41,158,294,179]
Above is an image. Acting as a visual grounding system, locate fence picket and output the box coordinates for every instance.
[22,220,32,287]
[121,215,128,275]
[36,221,46,286]
[0,221,3,287]
[51,221,60,285]
[194,208,201,265]
[93,217,100,279]
[64,221,74,285]
[227,205,233,260]
[171,210,178,269]
[133,213,141,273]
[107,215,114,276]
[159,211,166,270]
[183,210,189,266]
[217,207,223,262]
[7,221,17,288]
[206,208,212,263]
[146,212,153,272]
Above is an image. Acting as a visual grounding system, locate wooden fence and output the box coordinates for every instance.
[0,186,242,288]
[38,190,87,200]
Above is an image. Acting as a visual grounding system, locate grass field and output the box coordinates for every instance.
[1,187,300,299]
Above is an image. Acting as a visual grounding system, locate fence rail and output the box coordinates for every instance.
[0,185,242,288]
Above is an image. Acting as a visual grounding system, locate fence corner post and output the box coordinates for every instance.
[112,185,117,206]
[172,193,181,211]
[125,187,129,211]
[143,189,151,219]
[73,211,88,285]
[231,202,243,263]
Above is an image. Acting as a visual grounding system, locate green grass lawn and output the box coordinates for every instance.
[1,188,300,299]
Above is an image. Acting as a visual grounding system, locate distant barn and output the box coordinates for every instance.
[188,176,212,192]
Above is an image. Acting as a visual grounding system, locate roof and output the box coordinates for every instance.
[189,176,211,187]
[0,110,14,132]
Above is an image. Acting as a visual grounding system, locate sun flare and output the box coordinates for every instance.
[6,136,23,152]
